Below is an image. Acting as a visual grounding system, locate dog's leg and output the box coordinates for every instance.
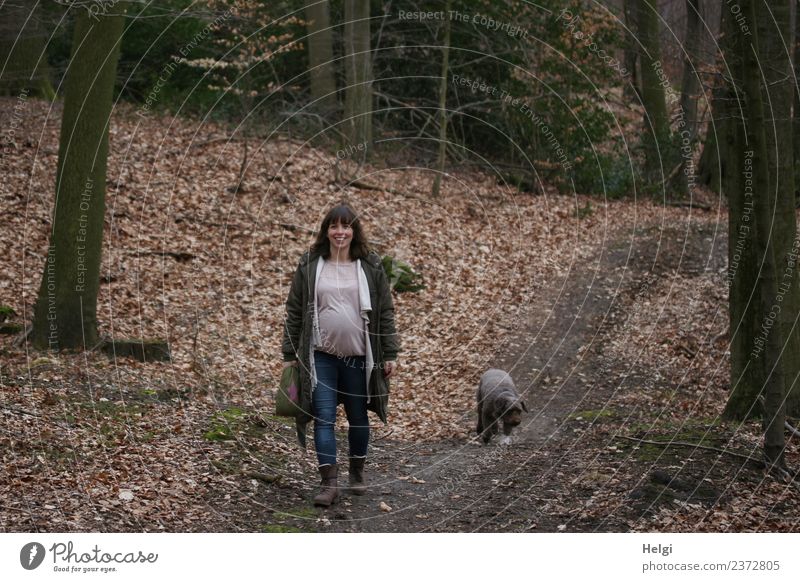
[481,410,494,445]
[484,417,498,445]
[476,400,484,435]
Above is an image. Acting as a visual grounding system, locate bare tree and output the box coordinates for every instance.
[344,0,372,149]
[724,0,798,468]
[431,0,452,198]
[305,0,337,115]
[679,0,703,141]
[637,0,671,184]
[31,5,126,350]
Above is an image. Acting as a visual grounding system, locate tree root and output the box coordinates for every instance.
[617,435,800,489]
[615,435,762,465]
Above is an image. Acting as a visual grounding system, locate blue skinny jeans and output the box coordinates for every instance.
[312,350,369,466]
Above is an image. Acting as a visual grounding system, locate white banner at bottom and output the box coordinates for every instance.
[1,533,797,581]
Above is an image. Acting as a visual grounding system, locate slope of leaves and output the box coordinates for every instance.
[0,96,645,530]
[5,97,793,533]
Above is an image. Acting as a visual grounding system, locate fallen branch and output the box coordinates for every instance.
[0,504,34,515]
[1,404,40,418]
[2,404,76,430]
[341,178,425,203]
[128,250,196,262]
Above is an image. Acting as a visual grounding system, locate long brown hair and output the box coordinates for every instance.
[310,203,369,260]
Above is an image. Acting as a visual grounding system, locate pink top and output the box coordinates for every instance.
[316,260,366,357]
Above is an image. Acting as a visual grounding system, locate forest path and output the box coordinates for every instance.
[265,218,723,533]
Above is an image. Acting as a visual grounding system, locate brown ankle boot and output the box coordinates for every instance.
[313,464,340,507]
[348,457,366,495]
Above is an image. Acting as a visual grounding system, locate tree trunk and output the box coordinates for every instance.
[758,0,800,418]
[741,0,787,468]
[697,2,730,195]
[724,0,789,468]
[344,0,372,150]
[696,99,722,193]
[679,0,703,142]
[431,0,452,198]
[305,0,337,114]
[623,0,641,101]
[794,0,800,197]
[637,0,672,184]
[30,7,126,351]
[725,0,799,423]
[723,0,757,421]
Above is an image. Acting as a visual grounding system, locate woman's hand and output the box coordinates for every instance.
[383,360,397,379]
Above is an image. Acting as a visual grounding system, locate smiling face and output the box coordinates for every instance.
[312,203,368,260]
[327,219,354,259]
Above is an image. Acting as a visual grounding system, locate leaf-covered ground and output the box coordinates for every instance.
[1,97,798,532]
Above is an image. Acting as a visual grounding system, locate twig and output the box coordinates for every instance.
[277,222,316,235]
[775,466,800,491]
[371,91,468,164]
[127,250,195,262]
[710,328,728,344]
[230,138,249,194]
[174,214,245,229]
[0,504,34,515]
[615,435,763,465]
[189,136,243,149]
[658,162,684,188]
[13,324,32,347]
[342,178,426,203]
[370,427,395,442]
[1,404,40,418]
[191,309,201,368]
[665,200,713,211]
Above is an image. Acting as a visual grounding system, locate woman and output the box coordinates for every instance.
[281,203,400,507]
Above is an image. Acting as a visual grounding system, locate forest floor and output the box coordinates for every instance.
[2,98,799,533]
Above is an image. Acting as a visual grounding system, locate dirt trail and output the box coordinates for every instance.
[261,221,723,533]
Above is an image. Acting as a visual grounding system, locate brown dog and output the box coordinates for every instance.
[476,369,528,445]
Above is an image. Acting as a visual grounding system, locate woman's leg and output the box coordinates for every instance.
[312,351,339,466]
[338,356,369,458]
